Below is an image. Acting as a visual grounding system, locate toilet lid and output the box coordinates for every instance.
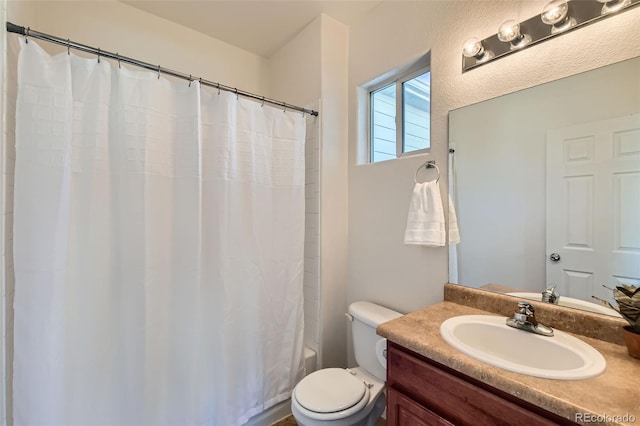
[294,368,366,413]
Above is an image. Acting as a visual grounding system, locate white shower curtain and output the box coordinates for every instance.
[13,39,305,426]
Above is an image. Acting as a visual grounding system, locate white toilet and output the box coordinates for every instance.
[291,301,402,426]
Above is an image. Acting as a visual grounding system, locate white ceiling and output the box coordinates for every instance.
[122,0,383,57]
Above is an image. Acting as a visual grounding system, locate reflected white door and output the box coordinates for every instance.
[546,114,640,303]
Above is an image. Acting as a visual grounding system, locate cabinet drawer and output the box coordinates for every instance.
[388,387,455,426]
[387,342,574,426]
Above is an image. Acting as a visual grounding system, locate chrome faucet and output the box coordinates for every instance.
[541,285,559,304]
[506,302,554,337]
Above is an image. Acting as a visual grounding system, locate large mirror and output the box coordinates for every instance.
[449,57,640,317]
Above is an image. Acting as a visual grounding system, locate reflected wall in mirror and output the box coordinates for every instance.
[449,57,640,318]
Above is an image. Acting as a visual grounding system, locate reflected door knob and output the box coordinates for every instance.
[549,253,561,262]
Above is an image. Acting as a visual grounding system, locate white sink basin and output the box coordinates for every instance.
[506,292,621,317]
[440,315,606,380]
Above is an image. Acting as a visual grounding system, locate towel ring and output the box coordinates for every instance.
[414,160,440,184]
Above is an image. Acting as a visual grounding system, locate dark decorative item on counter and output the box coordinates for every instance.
[605,284,640,359]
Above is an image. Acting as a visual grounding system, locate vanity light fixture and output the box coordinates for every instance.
[462,0,640,72]
[497,20,530,49]
[541,0,576,34]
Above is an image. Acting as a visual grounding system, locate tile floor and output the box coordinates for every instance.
[271,415,297,426]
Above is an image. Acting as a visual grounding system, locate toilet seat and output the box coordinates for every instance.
[292,368,371,421]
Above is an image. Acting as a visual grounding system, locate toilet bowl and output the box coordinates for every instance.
[291,302,401,426]
[291,367,385,426]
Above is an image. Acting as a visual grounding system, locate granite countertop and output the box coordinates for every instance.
[377,301,640,426]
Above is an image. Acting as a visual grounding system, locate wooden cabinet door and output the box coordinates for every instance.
[387,387,454,426]
[386,342,576,426]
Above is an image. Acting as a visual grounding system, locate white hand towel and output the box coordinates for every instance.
[448,194,460,245]
[404,181,445,246]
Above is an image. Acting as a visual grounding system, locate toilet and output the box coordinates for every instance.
[291,301,402,426]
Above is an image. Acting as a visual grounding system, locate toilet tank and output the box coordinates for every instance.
[348,301,402,381]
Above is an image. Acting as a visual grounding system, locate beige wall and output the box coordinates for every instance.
[318,15,349,369]
[20,0,269,92]
[267,16,321,106]
[268,14,349,369]
[348,1,640,315]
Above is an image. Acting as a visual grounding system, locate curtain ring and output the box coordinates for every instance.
[283,103,287,113]
[67,39,70,55]
[25,27,29,44]
[188,75,192,87]
[116,53,121,69]
[261,96,265,107]
[217,83,221,95]
[157,65,161,80]
[97,48,101,63]
[234,88,238,100]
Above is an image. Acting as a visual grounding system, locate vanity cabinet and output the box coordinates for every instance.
[386,342,577,426]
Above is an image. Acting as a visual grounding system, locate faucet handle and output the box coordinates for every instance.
[517,301,536,317]
[515,301,540,326]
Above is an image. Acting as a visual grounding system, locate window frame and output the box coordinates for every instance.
[368,65,431,163]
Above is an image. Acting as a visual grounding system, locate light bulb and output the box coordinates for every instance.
[461,37,494,63]
[596,0,631,14]
[497,19,530,49]
[541,0,568,24]
[497,20,520,42]
[541,0,575,33]
[462,37,483,58]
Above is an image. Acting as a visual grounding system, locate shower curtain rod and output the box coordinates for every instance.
[5,22,319,117]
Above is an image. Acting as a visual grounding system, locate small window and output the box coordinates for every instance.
[370,68,431,163]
